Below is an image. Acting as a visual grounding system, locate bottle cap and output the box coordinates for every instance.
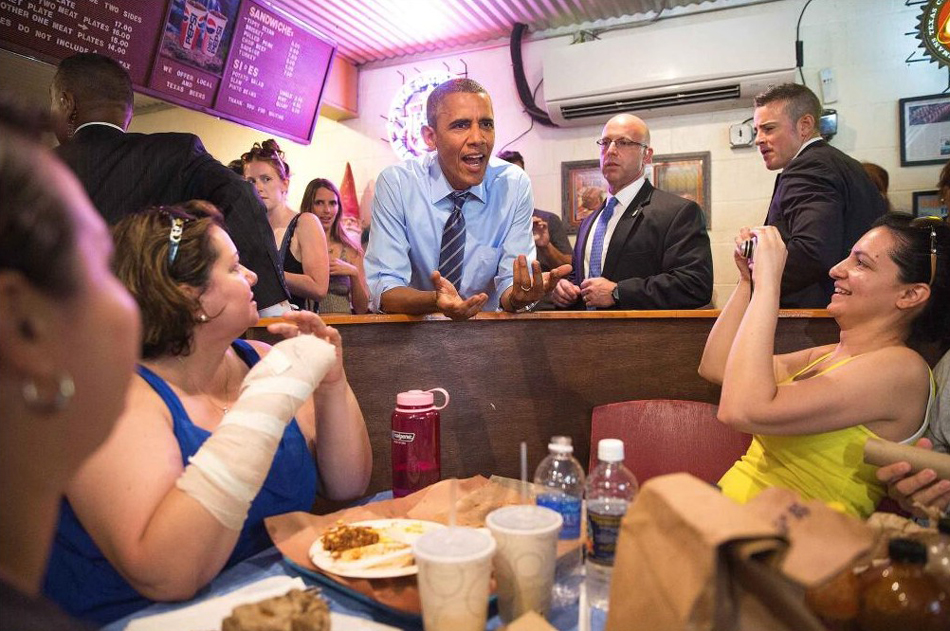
[888,537,927,564]
[396,389,433,407]
[396,388,449,410]
[548,435,574,454]
[598,438,625,462]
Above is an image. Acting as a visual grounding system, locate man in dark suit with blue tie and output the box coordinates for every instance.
[49,53,290,315]
[552,113,713,310]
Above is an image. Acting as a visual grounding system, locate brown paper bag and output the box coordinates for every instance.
[605,473,874,631]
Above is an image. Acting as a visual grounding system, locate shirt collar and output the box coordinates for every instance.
[425,152,487,205]
[608,174,647,210]
[74,121,126,134]
[791,136,822,161]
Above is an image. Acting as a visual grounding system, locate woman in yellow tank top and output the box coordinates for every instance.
[698,214,949,518]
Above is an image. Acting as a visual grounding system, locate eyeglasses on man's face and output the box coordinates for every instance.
[595,137,649,152]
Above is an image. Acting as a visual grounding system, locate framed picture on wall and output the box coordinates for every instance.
[912,189,948,219]
[899,94,950,166]
[560,159,607,235]
[649,151,712,229]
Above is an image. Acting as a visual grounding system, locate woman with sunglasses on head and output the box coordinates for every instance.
[0,105,140,629]
[874,163,950,519]
[699,214,949,518]
[301,178,369,314]
[243,139,329,311]
[43,204,371,624]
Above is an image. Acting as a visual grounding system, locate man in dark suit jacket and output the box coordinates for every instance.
[754,83,886,308]
[552,114,712,310]
[50,53,289,313]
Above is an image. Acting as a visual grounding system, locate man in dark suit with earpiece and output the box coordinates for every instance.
[49,53,290,315]
[552,113,712,310]
[753,83,886,308]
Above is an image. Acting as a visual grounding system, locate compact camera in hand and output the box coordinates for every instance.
[739,237,756,259]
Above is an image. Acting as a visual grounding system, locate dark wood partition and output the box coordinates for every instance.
[250,310,839,497]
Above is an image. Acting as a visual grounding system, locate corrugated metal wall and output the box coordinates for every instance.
[279,0,719,64]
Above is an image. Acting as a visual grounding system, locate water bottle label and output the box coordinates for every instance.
[536,494,582,539]
[391,430,415,444]
[587,510,623,565]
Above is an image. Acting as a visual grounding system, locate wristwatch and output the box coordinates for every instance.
[611,285,620,305]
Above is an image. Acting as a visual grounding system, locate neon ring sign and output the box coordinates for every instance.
[386,72,453,160]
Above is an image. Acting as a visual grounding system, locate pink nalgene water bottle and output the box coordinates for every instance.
[391,388,449,498]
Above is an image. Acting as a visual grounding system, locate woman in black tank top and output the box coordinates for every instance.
[243,140,329,311]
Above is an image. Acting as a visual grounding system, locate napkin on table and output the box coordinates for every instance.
[125,576,306,631]
[124,575,398,631]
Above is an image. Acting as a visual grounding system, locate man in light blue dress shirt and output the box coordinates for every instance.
[364,78,571,320]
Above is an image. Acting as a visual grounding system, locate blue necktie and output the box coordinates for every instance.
[438,191,469,289]
[587,196,619,280]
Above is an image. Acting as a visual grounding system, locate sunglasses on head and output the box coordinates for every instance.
[242,145,286,174]
[909,215,946,286]
[156,207,197,265]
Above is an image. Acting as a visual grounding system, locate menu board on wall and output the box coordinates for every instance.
[0,0,336,143]
[0,0,167,85]
[214,1,334,143]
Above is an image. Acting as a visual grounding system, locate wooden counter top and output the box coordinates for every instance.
[257,309,832,327]
[248,310,840,502]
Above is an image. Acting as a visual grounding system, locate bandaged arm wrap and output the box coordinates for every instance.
[176,335,336,529]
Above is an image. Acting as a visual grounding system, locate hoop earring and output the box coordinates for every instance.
[21,373,75,413]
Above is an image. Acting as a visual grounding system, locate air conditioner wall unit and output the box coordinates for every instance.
[542,3,800,126]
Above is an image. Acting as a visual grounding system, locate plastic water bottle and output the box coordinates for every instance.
[585,438,638,612]
[391,388,448,498]
[534,436,586,605]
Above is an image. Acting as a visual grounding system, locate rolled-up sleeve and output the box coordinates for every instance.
[364,169,412,312]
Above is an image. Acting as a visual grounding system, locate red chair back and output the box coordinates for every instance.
[589,399,751,485]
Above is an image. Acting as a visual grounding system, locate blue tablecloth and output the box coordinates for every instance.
[101,491,607,631]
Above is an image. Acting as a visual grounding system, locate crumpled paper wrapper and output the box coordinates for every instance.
[265,475,525,614]
[865,510,939,561]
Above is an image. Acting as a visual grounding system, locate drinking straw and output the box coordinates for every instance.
[578,576,590,631]
[520,441,528,502]
[448,477,457,528]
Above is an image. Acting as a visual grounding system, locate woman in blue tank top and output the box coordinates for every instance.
[43,204,372,624]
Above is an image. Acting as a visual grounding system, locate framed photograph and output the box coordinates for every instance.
[560,159,608,235]
[649,151,712,229]
[900,94,950,166]
[912,189,948,219]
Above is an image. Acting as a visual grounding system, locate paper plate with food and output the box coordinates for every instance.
[309,519,445,579]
